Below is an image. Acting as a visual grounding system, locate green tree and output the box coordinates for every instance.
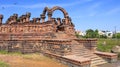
[85,29,99,38]
[100,35,107,38]
[85,29,94,38]
[94,29,99,38]
[113,33,120,38]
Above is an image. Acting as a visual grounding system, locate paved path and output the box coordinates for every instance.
[98,60,120,67]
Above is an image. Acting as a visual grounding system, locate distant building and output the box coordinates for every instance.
[76,30,86,36]
[98,30,113,38]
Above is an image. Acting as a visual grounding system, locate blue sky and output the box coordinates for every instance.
[0,0,120,31]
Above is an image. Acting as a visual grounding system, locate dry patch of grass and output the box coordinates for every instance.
[0,53,67,67]
[0,61,9,67]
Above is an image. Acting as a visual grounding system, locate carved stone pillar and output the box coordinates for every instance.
[47,13,52,21]
[57,18,61,25]
[40,14,46,23]
[6,18,10,24]
[0,14,3,25]
[19,17,23,23]
[62,18,65,25]
[22,15,26,23]
[65,16,69,25]
[26,12,31,22]
[33,18,37,23]
[68,17,72,25]
[37,18,41,23]
[13,14,18,23]
[52,18,57,24]
[10,16,14,24]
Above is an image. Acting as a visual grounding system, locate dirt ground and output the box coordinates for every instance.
[0,54,67,67]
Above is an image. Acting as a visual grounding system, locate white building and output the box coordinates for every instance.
[76,30,86,36]
[98,30,113,38]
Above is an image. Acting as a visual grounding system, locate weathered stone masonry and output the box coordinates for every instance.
[0,6,118,67]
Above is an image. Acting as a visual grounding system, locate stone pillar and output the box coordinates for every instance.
[22,15,26,23]
[62,18,65,25]
[26,12,31,22]
[37,18,41,23]
[65,16,69,25]
[6,18,11,24]
[52,18,57,24]
[32,18,37,23]
[19,17,23,23]
[13,14,18,22]
[10,16,14,24]
[57,18,61,25]
[47,13,52,21]
[40,14,46,23]
[68,17,72,25]
[0,14,3,25]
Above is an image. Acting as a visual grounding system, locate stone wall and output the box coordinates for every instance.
[75,39,97,51]
[0,40,72,55]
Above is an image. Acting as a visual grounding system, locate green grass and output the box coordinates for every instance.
[0,50,8,54]
[0,50,22,56]
[0,61,9,67]
[97,39,120,59]
[97,39,120,52]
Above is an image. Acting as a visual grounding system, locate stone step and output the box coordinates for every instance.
[72,49,88,51]
[91,62,107,67]
[72,52,89,54]
[71,45,84,47]
[71,45,108,67]
[72,50,88,52]
[75,52,93,55]
[72,47,84,49]
[91,57,103,61]
[72,49,89,51]
[91,55,107,66]
[91,60,107,66]
[72,47,83,48]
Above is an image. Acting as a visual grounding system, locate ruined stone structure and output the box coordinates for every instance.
[0,6,117,67]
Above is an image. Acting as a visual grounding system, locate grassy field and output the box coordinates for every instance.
[97,39,120,59]
[97,39,120,52]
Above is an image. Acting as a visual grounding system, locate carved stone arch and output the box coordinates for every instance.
[50,6,69,18]
[50,6,70,25]
[42,7,50,15]
[41,7,51,22]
